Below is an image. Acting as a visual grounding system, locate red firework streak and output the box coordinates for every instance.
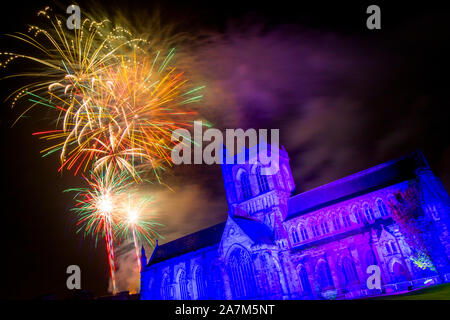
[104,216,118,294]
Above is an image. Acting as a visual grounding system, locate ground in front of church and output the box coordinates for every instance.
[371,283,450,300]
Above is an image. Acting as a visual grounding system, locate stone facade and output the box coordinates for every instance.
[140,146,450,300]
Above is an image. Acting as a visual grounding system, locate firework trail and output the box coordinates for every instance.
[65,167,134,293]
[104,211,117,293]
[115,192,163,272]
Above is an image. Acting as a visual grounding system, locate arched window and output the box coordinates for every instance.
[227,248,257,299]
[320,221,330,234]
[390,241,398,253]
[342,212,351,228]
[298,266,312,296]
[312,224,321,237]
[161,273,171,300]
[385,243,392,254]
[292,229,300,244]
[240,171,252,200]
[333,215,341,231]
[316,261,334,290]
[377,199,389,217]
[195,266,207,299]
[256,166,270,194]
[353,206,363,224]
[341,258,358,285]
[300,227,309,241]
[178,270,190,300]
[363,204,375,221]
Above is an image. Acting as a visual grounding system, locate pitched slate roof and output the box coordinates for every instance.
[231,215,274,245]
[286,151,426,220]
[147,215,275,266]
[148,222,226,266]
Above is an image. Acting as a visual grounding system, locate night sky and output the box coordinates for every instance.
[1,0,449,299]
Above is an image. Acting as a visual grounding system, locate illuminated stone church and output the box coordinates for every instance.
[140,145,450,300]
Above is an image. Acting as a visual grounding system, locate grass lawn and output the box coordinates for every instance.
[373,283,450,300]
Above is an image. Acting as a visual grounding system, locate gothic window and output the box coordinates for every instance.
[341,258,358,285]
[195,266,207,299]
[178,270,190,300]
[298,266,312,295]
[292,228,300,244]
[300,227,309,241]
[240,171,252,200]
[353,206,363,224]
[321,221,330,234]
[377,199,389,217]
[256,166,270,194]
[312,224,321,237]
[385,243,392,254]
[161,273,171,300]
[316,261,334,290]
[342,212,351,228]
[333,215,342,231]
[227,248,257,299]
[390,241,398,253]
[363,204,375,221]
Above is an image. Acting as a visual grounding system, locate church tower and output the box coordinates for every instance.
[221,142,295,246]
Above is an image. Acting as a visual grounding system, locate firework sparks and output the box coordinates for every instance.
[4,8,204,179]
[2,7,148,110]
[29,48,203,179]
[65,167,134,294]
[115,192,163,272]
[3,6,203,293]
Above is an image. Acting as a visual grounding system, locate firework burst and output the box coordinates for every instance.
[65,167,134,293]
[1,7,147,111]
[3,6,203,293]
[115,192,163,271]
[3,7,204,179]
[31,48,203,179]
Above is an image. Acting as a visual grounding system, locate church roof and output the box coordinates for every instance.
[146,215,275,267]
[147,222,226,266]
[286,151,427,220]
[231,215,274,245]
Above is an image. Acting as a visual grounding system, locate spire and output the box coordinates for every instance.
[140,245,147,268]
